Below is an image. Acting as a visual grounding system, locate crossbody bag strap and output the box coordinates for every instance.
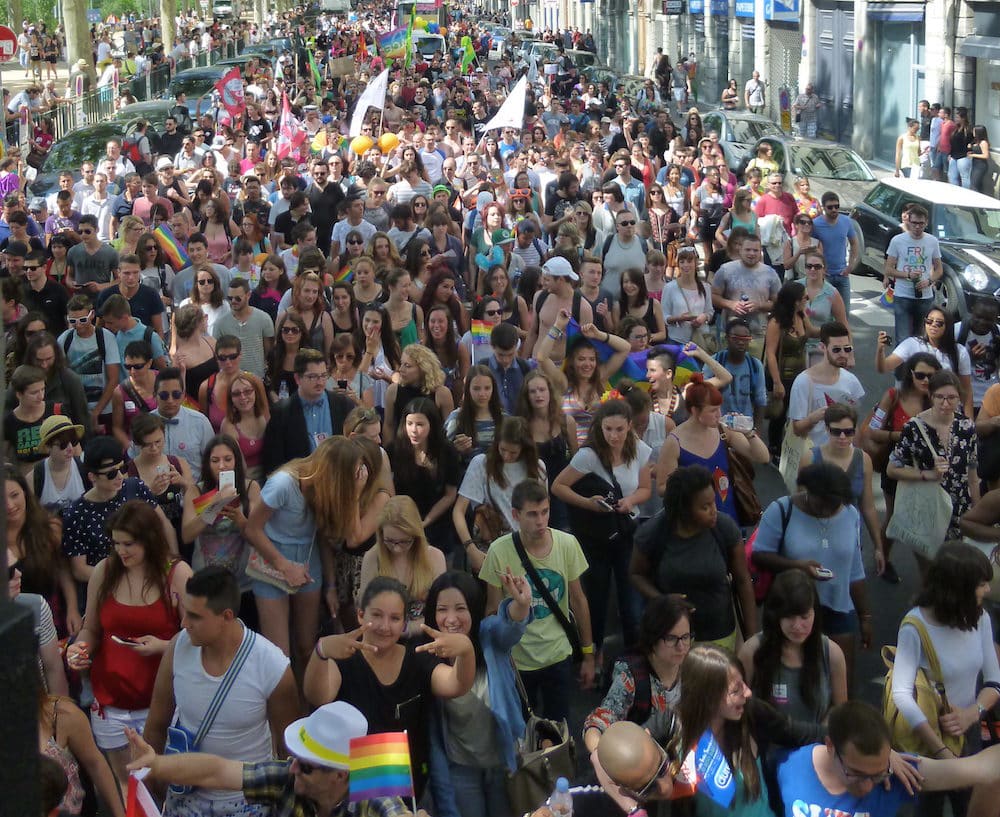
[913,417,939,456]
[191,628,257,748]
[903,614,947,689]
[512,532,581,658]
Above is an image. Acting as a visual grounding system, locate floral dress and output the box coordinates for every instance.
[583,656,680,734]
[889,416,977,538]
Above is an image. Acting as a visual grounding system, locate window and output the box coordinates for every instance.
[864,184,901,217]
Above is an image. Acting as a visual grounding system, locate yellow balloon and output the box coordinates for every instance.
[415,15,428,28]
[378,132,400,153]
[350,135,375,155]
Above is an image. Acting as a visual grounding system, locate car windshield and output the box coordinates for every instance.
[787,145,875,181]
[43,127,120,172]
[729,119,782,143]
[170,74,218,99]
[935,205,1000,244]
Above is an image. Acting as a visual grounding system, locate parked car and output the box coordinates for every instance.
[701,109,785,173]
[851,177,1000,320]
[749,135,877,209]
[216,53,274,71]
[163,65,226,116]
[28,122,126,198]
[110,99,176,133]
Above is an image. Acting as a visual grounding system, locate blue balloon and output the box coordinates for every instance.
[427,22,439,33]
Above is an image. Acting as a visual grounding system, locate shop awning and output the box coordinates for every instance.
[959,34,1000,58]
[867,1,924,20]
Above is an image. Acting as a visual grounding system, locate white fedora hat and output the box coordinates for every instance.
[284,701,368,770]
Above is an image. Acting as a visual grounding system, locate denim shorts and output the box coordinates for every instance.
[820,605,859,637]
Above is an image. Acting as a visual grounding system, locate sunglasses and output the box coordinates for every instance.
[68,315,92,325]
[804,262,824,270]
[827,426,856,437]
[912,371,934,381]
[829,345,853,354]
[485,308,501,316]
[97,463,128,479]
[824,204,840,210]
[217,352,239,362]
[49,436,76,450]
[197,279,215,285]
[231,387,255,399]
[347,238,364,245]
[123,361,148,371]
[281,325,302,334]
[226,295,244,303]
[925,318,946,328]
[158,389,183,400]
[618,220,636,227]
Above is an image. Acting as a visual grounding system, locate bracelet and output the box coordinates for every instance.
[603,332,610,343]
[581,644,595,655]
[859,614,873,620]
[934,746,950,757]
[314,640,328,661]
[461,539,475,548]
[547,328,564,340]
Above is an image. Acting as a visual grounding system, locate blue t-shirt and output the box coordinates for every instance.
[261,469,316,546]
[114,320,166,380]
[777,745,914,817]
[709,352,767,417]
[810,215,857,274]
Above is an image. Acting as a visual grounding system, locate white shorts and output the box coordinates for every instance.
[90,702,149,750]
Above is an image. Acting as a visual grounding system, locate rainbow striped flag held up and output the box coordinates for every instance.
[349,732,414,803]
[378,27,408,59]
[335,265,354,284]
[564,319,702,388]
[471,320,492,345]
[153,224,191,272]
[878,283,894,309]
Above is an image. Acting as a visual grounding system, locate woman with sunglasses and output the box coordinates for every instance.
[66,500,190,794]
[249,254,292,322]
[799,404,885,576]
[136,232,174,306]
[363,180,392,232]
[888,370,980,550]
[796,254,848,368]
[110,340,157,448]
[266,312,309,403]
[752,463,872,689]
[32,414,87,516]
[128,413,191,539]
[615,268,667,344]
[783,215,822,280]
[180,266,229,336]
[327,333,373,407]
[692,167,726,262]
[457,297,505,384]
[279,271,334,360]
[878,308,974,419]
[219,372,269,482]
[584,595,694,755]
[410,195,431,230]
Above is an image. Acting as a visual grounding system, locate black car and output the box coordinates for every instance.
[28,122,126,199]
[850,177,1000,320]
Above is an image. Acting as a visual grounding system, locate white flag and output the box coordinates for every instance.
[481,76,527,135]
[349,68,390,138]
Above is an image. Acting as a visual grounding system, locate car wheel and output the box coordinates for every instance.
[933,273,965,321]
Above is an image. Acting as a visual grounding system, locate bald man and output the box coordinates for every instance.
[597,721,677,808]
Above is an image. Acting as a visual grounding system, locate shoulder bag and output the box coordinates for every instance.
[246,533,315,595]
[778,378,812,493]
[882,614,964,757]
[859,388,899,474]
[885,419,953,559]
[165,628,257,795]
[512,532,582,662]
[505,656,577,817]
[722,436,763,526]
[472,478,511,551]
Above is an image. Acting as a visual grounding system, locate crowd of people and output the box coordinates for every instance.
[7,4,1000,817]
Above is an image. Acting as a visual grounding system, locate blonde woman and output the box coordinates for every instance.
[357,495,446,637]
[244,436,369,665]
[382,344,454,445]
[113,215,145,255]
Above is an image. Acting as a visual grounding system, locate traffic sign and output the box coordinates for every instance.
[0,26,17,63]
[511,0,519,6]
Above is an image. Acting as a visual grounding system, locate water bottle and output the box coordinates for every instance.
[278,381,289,401]
[548,777,573,817]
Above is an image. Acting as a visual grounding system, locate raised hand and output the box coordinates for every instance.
[414,624,474,660]
[318,623,378,661]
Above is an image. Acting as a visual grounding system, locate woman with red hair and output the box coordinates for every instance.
[656,374,770,522]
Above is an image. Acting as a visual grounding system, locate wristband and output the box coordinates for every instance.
[314,640,328,661]
[581,644,595,655]
[462,539,475,548]
[628,808,648,817]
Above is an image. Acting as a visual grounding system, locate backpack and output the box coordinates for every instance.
[745,496,792,603]
[956,320,1000,353]
[601,232,648,263]
[716,349,761,407]
[535,289,583,324]
[623,653,653,725]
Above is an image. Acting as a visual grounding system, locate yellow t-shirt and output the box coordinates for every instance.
[481,529,588,672]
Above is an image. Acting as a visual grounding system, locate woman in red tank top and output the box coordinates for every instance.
[66,500,192,795]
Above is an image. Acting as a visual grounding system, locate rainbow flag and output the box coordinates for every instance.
[349,732,414,802]
[878,283,894,309]
[192,488,220,515]
[565,319,701,388]
[153,224,191,272]
[335,265,354,284]
[471,320,492,345]
[377,28,407,59]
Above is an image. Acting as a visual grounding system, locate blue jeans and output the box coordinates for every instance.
[448,762,511,817]
[893,295,934,345]
[948,155,972,187]
[826,271,851,315]
[520,657,574,723]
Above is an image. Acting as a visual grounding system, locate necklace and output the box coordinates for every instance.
[653,389,680,417]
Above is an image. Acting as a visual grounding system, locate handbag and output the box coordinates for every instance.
[778,377,812,493]
[565,469,636,544]
[859,388,898,474]
[512,531,582,662]
[165,628,257,795]
[885,420,953,558]
[472,479,511,550]
[882,614,964,757]
[677,281,717,354]
[246,534,315,595]
[505,661,578,816]
[723,438,763,526]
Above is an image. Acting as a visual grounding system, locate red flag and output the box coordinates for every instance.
[214,66,246,122]
[358,31,367,60]
[126,773,162,817]
[275,92,306,161]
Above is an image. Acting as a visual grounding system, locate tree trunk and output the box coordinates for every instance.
[7,0,22,39]
[161,0,177,54]
[62,0,95,87]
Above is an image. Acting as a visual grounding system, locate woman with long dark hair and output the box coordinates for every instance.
[740,568,847,725]
[878,307,973,418]
[266,312,309,403]
[445,364,505,469]
[424,304,462,405]
[250,254,292,321]
[419,266,469,337]
[358,302,402,413]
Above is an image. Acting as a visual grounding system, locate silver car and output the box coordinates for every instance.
[701,109,784,173]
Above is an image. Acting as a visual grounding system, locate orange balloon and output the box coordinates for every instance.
[440,26,448,35]
[378,132,400,153]
[350,135,375,155]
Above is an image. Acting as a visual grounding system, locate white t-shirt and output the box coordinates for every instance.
[567,441,653,517]
[330,217,377,251]
[887,232,941,300]
[890,336,972,376]
[172,626,289,801]
[787,369,865,447]
[954,322,997,405]
[458,454,547,532]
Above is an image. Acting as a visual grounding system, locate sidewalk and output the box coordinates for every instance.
[0,59,71,95]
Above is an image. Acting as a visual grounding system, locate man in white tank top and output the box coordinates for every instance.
[143,566,299,817]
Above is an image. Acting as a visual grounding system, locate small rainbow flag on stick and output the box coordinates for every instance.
[335,265,354,284]
[878,282,894,309]
[153,224,191,272]
[471,320,492,345]
[349,732,415,804]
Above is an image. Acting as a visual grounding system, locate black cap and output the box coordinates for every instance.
[83,437,126,471]
[5,240,28,257]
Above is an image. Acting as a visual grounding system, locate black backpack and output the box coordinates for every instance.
[535,289,583,324]
[601,232,648,262]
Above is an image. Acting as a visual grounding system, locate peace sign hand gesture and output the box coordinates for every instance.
[414,624,474,661]
[499,567,532,607]
[317,623,378,661]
